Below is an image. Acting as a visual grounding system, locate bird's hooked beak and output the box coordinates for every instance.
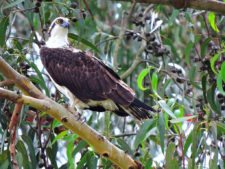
[61,20,70,28]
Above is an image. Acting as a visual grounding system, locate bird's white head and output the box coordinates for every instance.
[46,17,70,48]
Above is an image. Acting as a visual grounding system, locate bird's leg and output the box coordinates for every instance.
[63,103,81,120]
[64,103,86,123]
[74,108,86,124]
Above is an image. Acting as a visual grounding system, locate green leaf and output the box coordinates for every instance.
[216,74,225,95]
[22,135,37,168]
[73,140,87,157]
[144,159,153,169]
[165,143,179,169]
[201,38,211,57]
[202,74,208,103]
[210,148,218,169]
[151,72,161,98]
[220,62,225,82]
[134,119,156,148]
[77,151,88,169]
[52,130,68,145]
[208,12,219,32]
[207,84,220,112]
[217,122,225,137]
[191,123,201,169]
[2,0,24,9]
[137,67,151,91]
[16,140,31,169]
[210,121,217,140]
[158,112,165,152]
[47,146,58,169]
[184,130,193,155]
[170,115,197,123]
[184,41,194,65]
[68,33,99,53]
[158,100,176,119]
[209,122,218,169]
[0,17,9,47]
[117,138,132,155]
[86,152,97,169]
[67,140,75,169]
[210,53,220,74]
[0,151,9,169]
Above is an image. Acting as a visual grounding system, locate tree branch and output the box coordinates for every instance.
[114,0,225,16]
[0,57,43,98]
[9,103,22,169]
[0,56,141,169]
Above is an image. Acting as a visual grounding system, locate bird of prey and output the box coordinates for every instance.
[40,17,155,120]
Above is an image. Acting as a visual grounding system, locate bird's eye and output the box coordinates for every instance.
[56,18,63,24]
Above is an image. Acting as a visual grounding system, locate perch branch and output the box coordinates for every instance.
[0,56,141,169]
[113,0,225,16]
[0,87,140,169]
[0,57,44,98]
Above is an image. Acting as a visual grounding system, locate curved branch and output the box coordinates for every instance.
[114,0,225,16]
[0,57,43,98]
[121,57,142,79]
[0,56,141,168]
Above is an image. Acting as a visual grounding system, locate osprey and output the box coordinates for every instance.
[40,17,155,120]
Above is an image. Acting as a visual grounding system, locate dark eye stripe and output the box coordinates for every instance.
[48,23,55,35]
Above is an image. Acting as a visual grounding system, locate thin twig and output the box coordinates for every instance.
[113,1,137,71]
[111,132,137,138]
[82,0,94,20]
[0,79,14,87]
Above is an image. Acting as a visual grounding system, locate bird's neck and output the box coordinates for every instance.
[46,30,69,48]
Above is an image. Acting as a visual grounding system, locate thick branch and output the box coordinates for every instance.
[0,57,43,98]
[0,56,140,168]
[114,0,225,16]
[0,87,139,169]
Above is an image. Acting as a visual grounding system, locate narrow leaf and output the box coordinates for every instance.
[151,72,161,98]
[202,74,208,103]
[165,143,179,169]
[158,100,176,119]
[0,17,9,47]
[158,112,165,152]
[16,140,31,169]
[117,138,132,155]
[170,115,197,123]
[68,33,99,53]
[2,0,24,9]
[137,67,151,91]
[216,74,225,95]
[184,130,193,155]
[22,135,37,168]
[134,119,156,148]
[208,12,219,32]
[210,53,220,74]
[220,62,225,82]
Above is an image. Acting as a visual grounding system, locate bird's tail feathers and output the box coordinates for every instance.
[128,98,155,120]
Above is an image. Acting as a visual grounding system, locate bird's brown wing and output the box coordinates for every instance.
[40,47,134,106]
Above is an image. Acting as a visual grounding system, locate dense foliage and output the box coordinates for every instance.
[0,0,225,168]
